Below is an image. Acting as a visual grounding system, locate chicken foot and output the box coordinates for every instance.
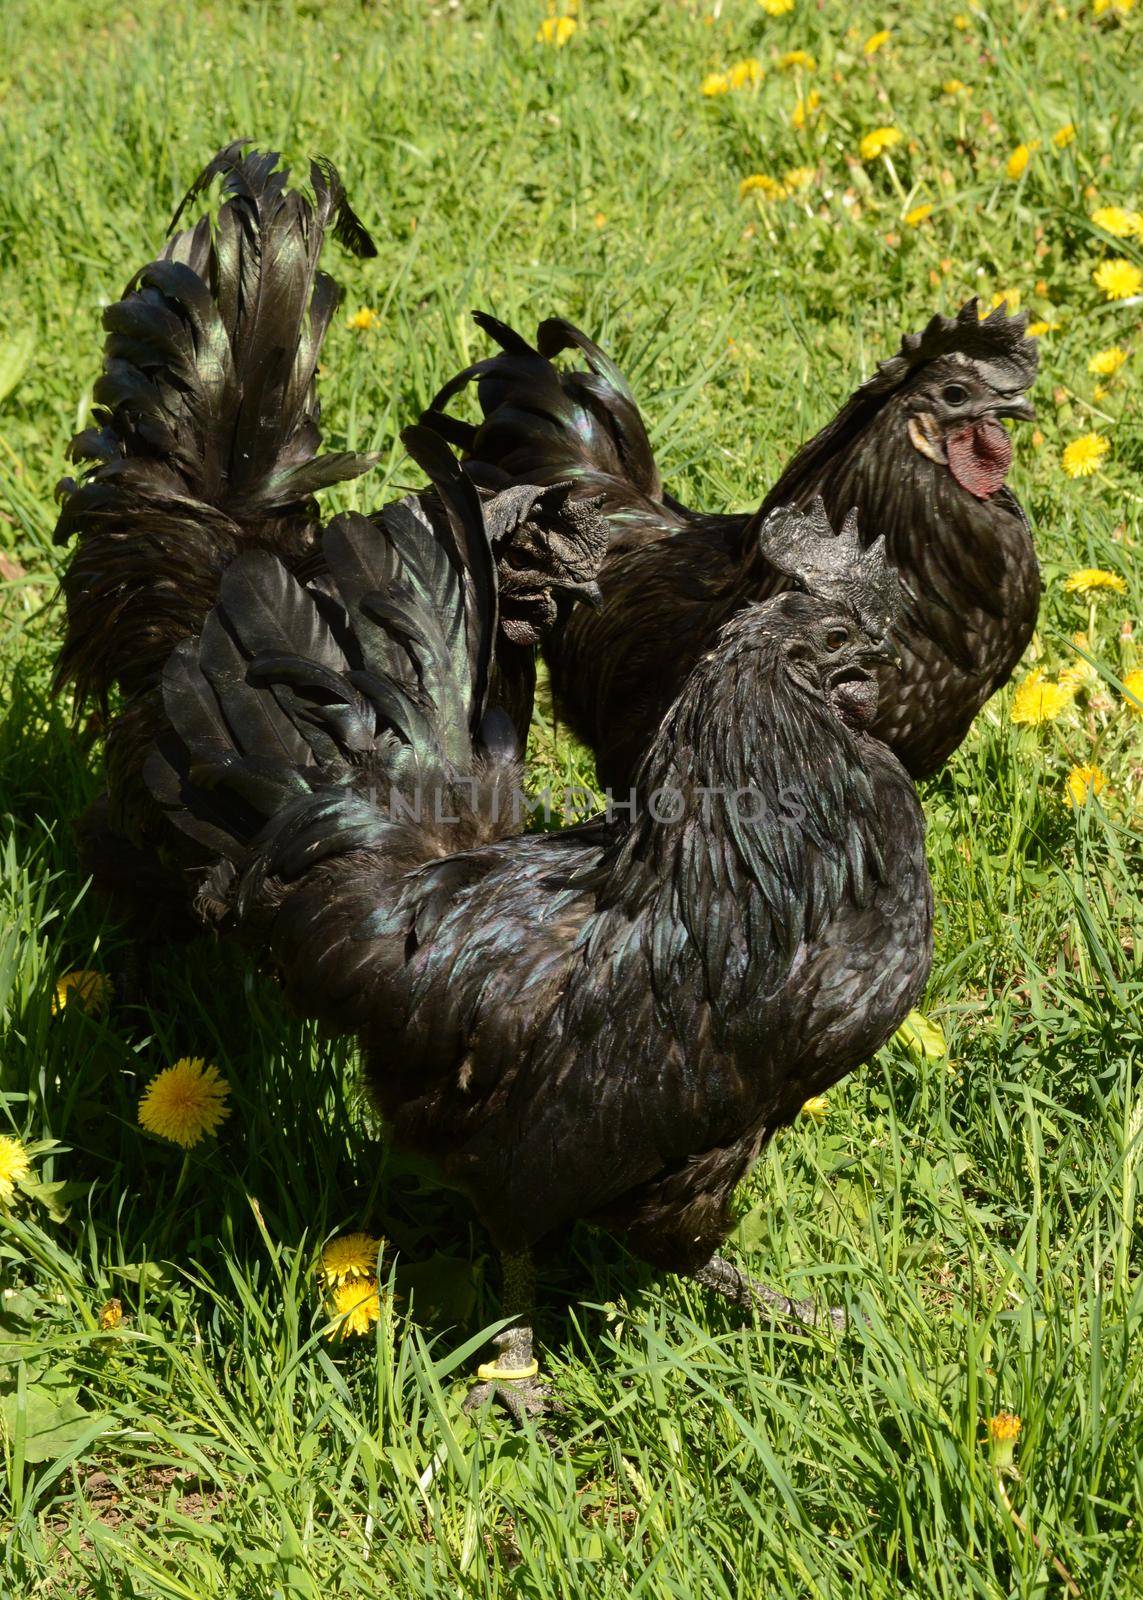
[464,1250,561,1423]
[694,1253,847,1335]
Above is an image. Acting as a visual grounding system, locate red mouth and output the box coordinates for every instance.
[946,418,1013,500]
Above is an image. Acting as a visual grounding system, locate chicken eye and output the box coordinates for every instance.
[941,382,970,406]
[824,627,850,651]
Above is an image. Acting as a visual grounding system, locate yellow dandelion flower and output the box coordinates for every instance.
[986,288,1021,314]
[801,1095,829,1119]
[760,0,795,14]
[98,1298,124,1331]
[327,1277,382,1339]
[1090,206,1140,238]
[863,29,891,55]
[53,969,112,1017]
[1094,0,1136,16]
[1094,260,1143,300]
[1006,141,1039,180]
[783,165,816,192]
[138,1057,230,1149]
[942,79,969,95]
[593,211,607,229]
[1065,765,1107,807]
[727,57,765,90]
[1089,345,1129,376]
[1053,123,1076,149]
[986,1411,1022,1469]
[1063,567,1126,596]
[1026,320,1052,337]
[987,1411,1022,1441]
[860,126,902,162]
[953,12,971,27]
[778,49,816,71]
[791,89,821,129]
[1122,668,1143,715]
[1010,670,1073,726]
[0,1135,31,1206]
[321,1232,382,1285]
[346,308,380,332]
[537,14,577,45]
[701,71,730,96]
[1058,659,1098,694]
[1061,433,1110,478]
[905,203,934,226]
[739,173,786,201]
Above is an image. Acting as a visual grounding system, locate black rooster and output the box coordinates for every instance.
[425,303,1039,790]
[142,430,932,1415]
[53,144,604,940]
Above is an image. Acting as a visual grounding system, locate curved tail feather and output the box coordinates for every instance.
[423,312,678,546]
[54,142,378,717]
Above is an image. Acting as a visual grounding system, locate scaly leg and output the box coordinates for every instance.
[464,1249,559,1423]
[694,1253,847,1334]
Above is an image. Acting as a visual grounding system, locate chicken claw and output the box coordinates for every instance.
[463,1354,560,1425]
[694,1253,847,1335]
[464,1252,563,1424]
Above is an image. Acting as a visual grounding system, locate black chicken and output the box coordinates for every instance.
[140,426,932,1415]
[52,143,603,941]
[425,302,1039,790]
[53,142,933,1417]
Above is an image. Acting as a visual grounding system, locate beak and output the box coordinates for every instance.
[564,579,604,609]
[863,633,902,669]
[995,396,1035,422]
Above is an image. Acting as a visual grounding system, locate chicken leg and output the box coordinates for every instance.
[464,1250,559,1422]
[694,1253,847,1334]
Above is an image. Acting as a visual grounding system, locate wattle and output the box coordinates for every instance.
[946,418,1013,500]
[831,676,879,730]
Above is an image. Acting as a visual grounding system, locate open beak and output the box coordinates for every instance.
[994,396,1036,422]
[907,412,948,465]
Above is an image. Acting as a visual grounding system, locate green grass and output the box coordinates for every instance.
[1,0,1142,1593]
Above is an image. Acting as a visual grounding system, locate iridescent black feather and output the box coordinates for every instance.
[52,143,381,935]
[425,303,1040,787]
[147,444,933,1273]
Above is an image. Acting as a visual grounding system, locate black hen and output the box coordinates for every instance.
[146,431,932,1411]
[425,303,1039,789]
[53,144,602,939]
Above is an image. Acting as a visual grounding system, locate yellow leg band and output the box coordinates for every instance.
[477,1358,540,1382]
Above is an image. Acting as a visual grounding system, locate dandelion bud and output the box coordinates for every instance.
[986,1411,1022,1470]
